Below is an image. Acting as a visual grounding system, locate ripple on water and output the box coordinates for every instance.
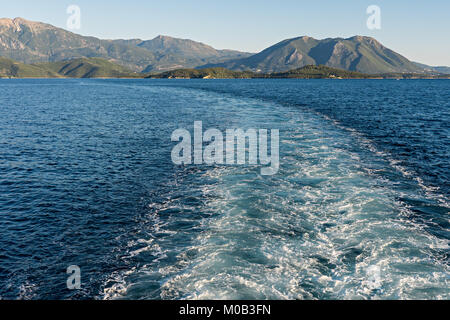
[102,87,449,300]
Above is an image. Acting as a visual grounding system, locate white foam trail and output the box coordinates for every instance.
[102,88,449,300]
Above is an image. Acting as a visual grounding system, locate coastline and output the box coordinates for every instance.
[1,76,449,80]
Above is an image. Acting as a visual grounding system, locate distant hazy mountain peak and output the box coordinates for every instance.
[12,17,30,23]
[0,17,28,25]
[0,17,24,29]
[153,35,173,41]
[347,35,382,46]
[153,35,178,40]
[348,35,373,41]
[150,34,211,48]
[413,61,450,74]
[0,17,54,33]
[1,17,41,26]
[284,35,317,43]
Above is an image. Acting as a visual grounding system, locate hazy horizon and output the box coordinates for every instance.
[1,0,450,66]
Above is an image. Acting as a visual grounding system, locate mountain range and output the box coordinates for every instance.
[3,57,447,79]
[0,17,447,74]
[202,36,426,74]
[412,62,450,75]
[0,17,251,72]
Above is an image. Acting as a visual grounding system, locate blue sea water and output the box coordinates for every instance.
[0,79,448,299]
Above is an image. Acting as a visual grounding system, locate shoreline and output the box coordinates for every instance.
[1,77,449,80]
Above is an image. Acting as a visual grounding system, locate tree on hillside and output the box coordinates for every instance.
[8,64,19,78]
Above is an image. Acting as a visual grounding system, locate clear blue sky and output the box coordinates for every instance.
[2,0,449,65]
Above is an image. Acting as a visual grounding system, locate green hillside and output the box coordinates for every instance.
[1,57,144,78]
[35,58,142,78]
[148,65,448,79]
[269,65,446,79]
[1,58,447,79]
[147,67,255,79]
[0,57,60,78]
[269,65,373,78]
[149,65,371,79]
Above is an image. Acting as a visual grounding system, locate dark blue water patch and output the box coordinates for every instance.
[0,80,206,298]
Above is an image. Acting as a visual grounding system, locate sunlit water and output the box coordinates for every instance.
[0,79,448,299]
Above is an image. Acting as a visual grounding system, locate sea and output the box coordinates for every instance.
[0,79,448,299]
